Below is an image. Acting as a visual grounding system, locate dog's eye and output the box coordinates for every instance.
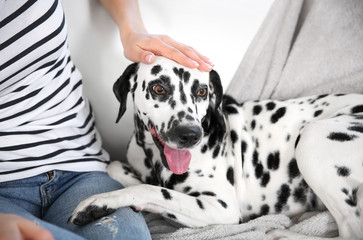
[153,85,166,95]
[198,88,207,97]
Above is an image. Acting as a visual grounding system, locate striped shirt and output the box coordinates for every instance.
[0,0,109,182]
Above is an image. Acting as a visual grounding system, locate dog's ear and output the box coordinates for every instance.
[209,70,223,110]
[202,70,225,134]
[113,63,139,123]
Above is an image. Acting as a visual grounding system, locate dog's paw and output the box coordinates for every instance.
[68,196,117,226]
[68,205,117,226]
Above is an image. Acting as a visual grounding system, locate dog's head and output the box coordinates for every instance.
[114,57,223,174]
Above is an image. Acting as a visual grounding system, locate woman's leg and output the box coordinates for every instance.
[0,177,85,240]
[43,171,151,240]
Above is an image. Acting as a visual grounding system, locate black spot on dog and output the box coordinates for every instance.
[196,199,204,209]
[151,65,162,75]
[230,130,238,144]
[179,81,187,104]
[253,105,262,115]
[327,132,357,142]
[173,67,184,80]
[348,125,363,134]
[294,135,301,148]
[255,163,264,179]
[144,148,153,169]
[165,172,189,189]
[271,107,286,124]
[169,98,176,109]
[201,144,208,153]
[183,71,191,84]
[167,213,177,219]
[226,167,234,186]
[142,80,146,91]
[154,104,159,108]
[310,192,318,209]
[286,134,291,142]
[122,165,132,173]
[267,151,280,170]
[293,181,308,205]
[161,189,172,200]
[314,110,323,117]
[315,94,328,100]
[202,191,216,197]
[189,191,201,197]
[177,111,185,120]
[252,150,259,166]
[335,166,351,177]
[183,186,192,193]
[146,161,163,186]
[212,145,220,158]
[351,105,363,114]
[186,114,194,121]
[250,120,256,130]
[342,188,358,207]
[275,184,291,213]
[260,172,270,187]
[167,115,175,129]
[241,141,247,166]
[288,158,300,180]
[342,188,349,195]
[266,102,276,111]
[218,199,228,208]
[260,204,270,215]
[355,210,360,217]
[241,141,247,154]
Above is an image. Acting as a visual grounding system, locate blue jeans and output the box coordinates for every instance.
[0,171,151,240]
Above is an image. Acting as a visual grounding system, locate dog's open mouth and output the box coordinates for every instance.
[149,125,191,175]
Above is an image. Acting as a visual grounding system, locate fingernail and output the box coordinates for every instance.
[206,60,214,66]
[145,54,153,63]
[205,63,213,69]
[191,60,199,67]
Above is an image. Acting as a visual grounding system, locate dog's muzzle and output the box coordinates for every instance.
[149,125,202,175]
[170,125,202,149]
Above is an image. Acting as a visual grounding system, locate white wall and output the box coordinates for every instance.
[61,0,273,160]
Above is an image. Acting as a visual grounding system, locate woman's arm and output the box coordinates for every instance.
[99,0,213,71]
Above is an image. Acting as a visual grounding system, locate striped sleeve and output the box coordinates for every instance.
[0,0,110,182]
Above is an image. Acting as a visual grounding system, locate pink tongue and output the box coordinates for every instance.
[164,145,191,175]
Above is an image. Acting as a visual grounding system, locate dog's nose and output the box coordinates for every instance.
[175,126,202,148]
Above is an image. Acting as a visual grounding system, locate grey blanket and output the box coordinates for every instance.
[147,0,363,239]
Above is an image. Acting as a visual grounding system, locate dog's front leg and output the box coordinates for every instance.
[69,184,240,227]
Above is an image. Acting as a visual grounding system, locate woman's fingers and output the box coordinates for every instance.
[123,33,213,72]
[0,214,54,240]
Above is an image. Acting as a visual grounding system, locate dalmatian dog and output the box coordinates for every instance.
[69,57,363,239]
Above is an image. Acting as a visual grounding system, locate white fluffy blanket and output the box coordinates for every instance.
[146,211,338,240]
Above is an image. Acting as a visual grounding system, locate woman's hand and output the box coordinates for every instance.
[99,0,213,72]
[0,214,54,240]
[122,32,214,72]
